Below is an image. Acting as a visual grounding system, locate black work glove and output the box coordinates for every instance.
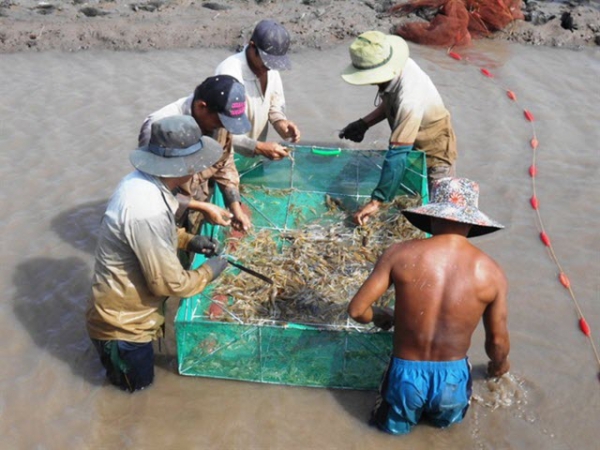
[187,235,221,257]
[339,118,369,142]
[203,256,228,281]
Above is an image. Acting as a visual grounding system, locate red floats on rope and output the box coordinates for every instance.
[579,317,591,337]
[506,90,517,101]
[530,137,539,149]
[530,195,539,210]
[559,272,571,289]
[524,109,535,122]
[540,231,551,247]
[529,165,537,177]
[449,51,462,60]
[481,68,493,78]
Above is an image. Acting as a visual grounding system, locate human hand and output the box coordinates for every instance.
[353,200,381,226]
[196,203,233,227]
[187,235,221,257]
[203,256,228,281]
[273,120,301,143]
[231,209,252,232]
[487,359,510,378]
[339,118,369,142]
[255,141,290,161]
[372,306,394,330]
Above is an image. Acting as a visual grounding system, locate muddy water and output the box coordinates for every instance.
[0,42,598,449]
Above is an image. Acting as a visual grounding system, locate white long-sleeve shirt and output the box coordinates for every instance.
[215,47,288,157]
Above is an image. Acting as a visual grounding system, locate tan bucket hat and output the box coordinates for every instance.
[341,31,409,85]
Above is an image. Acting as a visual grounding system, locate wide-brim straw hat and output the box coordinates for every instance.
[130,115,223,178]
[341,31,409,85]
[401,177,504,237]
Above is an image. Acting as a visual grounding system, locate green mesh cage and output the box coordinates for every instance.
[175,146,428,390]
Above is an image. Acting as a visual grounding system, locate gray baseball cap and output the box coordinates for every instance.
[130,115,223,178]
[251,19,291,71]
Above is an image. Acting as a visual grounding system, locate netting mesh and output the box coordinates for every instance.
[391,0,524,47]
[175,146,429,389]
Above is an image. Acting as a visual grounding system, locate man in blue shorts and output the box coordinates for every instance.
[348,177,510,434]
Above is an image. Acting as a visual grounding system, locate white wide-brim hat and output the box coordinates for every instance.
[341,31,409,85]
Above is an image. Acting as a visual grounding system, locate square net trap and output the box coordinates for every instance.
[175,146,428,389]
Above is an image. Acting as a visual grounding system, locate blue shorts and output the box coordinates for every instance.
[371,357,472,435]
[91,339,154,393]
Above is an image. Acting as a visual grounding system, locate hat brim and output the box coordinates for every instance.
[401,203,504,238]
[130,136,223,178]
[258,48,291,71]
[341,35,409,85]
[218,111,252,135]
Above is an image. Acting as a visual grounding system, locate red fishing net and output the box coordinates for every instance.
[390,0,524,47]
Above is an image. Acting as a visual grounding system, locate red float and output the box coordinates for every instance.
[530,195,539,210]
[524,109,535,121]
[559,272,571,289]
[529,165,537,177]
[580,318,591,337]
[530,137,539,149]
[540,231,551,247]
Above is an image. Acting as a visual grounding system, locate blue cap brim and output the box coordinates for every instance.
[219,112,252,135]
[258,49,291,71]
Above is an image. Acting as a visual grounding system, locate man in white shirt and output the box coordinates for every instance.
[215,19,301,170]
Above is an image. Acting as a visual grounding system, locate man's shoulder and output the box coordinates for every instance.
[151,95,191,117]
[383,238,423,260]
[113,172,168,218]
[215,51,248,83]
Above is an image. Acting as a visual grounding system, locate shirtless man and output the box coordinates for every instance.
[347,177,510,435]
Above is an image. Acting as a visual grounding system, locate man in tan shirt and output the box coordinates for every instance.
[87,116,229,392]
[339,31,458,225]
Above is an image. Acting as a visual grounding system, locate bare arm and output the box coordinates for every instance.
[273,119,301,143]
[187,200,232,227]
[482,272,510,377]
[228,200,251,232]
[348,249,394,326]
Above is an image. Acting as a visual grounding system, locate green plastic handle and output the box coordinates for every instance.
[311,148,341,156]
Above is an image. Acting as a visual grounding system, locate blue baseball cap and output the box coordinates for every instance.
[195,75,251,135]
[251,19,291,71]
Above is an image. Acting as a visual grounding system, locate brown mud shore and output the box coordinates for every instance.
[0,0,599,54]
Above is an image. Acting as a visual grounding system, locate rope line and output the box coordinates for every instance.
[447,47,600,379]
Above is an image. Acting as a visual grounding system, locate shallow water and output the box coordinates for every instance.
[0,41,598,449]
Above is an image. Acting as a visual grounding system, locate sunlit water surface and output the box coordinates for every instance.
[0,41,598,449]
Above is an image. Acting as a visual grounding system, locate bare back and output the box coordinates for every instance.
[386,234,506,360]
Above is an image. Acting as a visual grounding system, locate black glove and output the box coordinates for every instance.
[187,235,221,257]
[339,118,369,142]
[203,256,228,281]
